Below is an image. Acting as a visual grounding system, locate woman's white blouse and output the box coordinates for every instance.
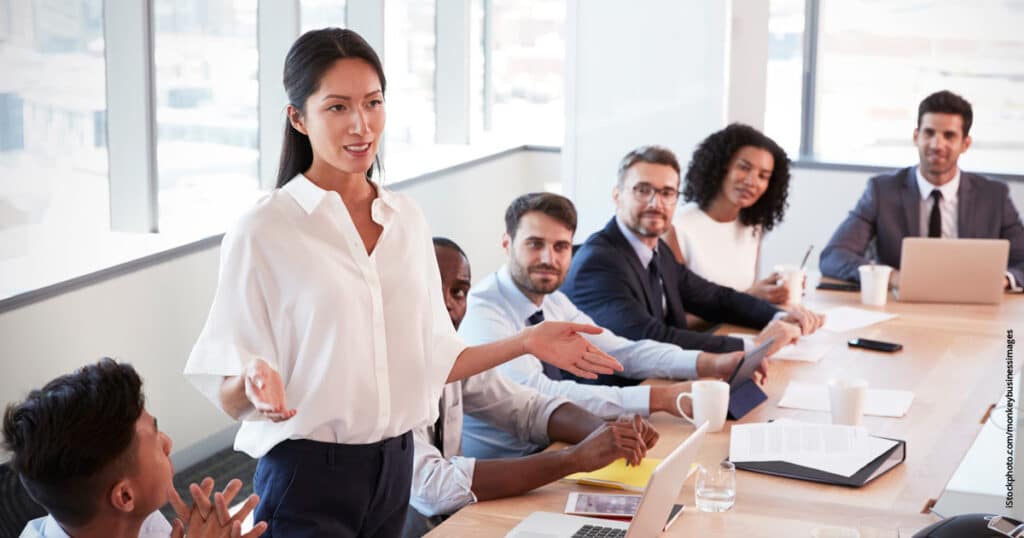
[673,202,761,292]
[184,174,467,458]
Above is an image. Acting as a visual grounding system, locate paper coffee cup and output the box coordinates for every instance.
[828,378,867,426]
[857,265,892,306]
[773,264,806,305]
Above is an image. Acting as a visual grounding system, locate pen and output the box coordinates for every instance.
[799,245,814,270]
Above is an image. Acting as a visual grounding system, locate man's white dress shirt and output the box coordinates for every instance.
[21,512,170,538]
[457,265,699,459]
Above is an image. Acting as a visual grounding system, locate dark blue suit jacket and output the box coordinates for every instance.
[820,167,1024,284]
[562,218,781,354]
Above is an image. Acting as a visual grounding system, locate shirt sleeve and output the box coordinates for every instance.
[409,424,478,517]
[458,302,649,418]
[461,369,568,446]
[183,225,280,418]
[569,301,699,380]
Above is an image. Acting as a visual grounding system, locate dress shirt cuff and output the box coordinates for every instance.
[771,310,788,322]
[1007,272,1023,293]
[667,349,700,379]
[411,456,479,517]
[623,386,652,416]
[530,397,572,446]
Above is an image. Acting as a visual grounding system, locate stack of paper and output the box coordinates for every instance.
[820,307,897,333]
[777,381,914,417]
[729,420,899,478]
[563,457,662,492]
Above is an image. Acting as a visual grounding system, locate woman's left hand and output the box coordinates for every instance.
[522,321,623,379]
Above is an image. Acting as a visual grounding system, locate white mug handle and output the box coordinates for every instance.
[676,392,696,426]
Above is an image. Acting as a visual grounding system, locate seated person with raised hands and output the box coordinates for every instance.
[820,90,1024,291]
[458,193,742,460]
[562,145,823,359]
[664,123,796,304]
[3,358,265,538]
[403,238,659,537]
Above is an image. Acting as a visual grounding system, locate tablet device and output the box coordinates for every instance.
[727,338,774,390]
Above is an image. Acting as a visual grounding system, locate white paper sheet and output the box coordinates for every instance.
[819,306,897,333]
[777,381,914,417]
[729,332,833,363]
[729,420,899,477]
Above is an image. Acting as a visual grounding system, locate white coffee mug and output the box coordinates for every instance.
[828,378,868,426]
[857,265,892,306]
[773,264,806,305]
[676,380,730,433]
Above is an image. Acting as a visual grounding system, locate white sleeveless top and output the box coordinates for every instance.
[672,203,761,291]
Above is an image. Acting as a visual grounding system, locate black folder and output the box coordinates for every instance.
[733,437,906,487]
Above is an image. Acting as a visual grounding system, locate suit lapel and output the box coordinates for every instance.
[604,218,660,315]
[901,168,921,237]
[957,172,975,238]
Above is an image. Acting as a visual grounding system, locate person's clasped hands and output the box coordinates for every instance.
[168,477,268,537]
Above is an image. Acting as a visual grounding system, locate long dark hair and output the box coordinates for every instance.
[276,28,387,188]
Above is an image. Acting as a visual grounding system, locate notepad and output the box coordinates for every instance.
[820,307,897,333]
[777,381,914,417]
[563,457,663,492]
[730,420,900,478]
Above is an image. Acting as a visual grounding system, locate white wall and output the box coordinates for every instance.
[0,148,556,467]
[563,0,731,239]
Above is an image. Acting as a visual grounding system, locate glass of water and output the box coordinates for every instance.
[695,460,736,512]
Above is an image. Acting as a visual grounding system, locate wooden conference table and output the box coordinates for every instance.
[429,287,1024,537]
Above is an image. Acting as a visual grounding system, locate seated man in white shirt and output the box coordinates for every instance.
[2,358,264,538]
[403,238,660,537]
[459,193,749,460]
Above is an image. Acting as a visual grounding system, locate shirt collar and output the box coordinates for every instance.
[281,174,399,215]
[915,166,960,202]
[496,265,547,322]
[615,215,656,268]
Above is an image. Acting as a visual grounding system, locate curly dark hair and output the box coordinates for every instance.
[682,123,791,231]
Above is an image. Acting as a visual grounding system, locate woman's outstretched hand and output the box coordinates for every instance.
[522,321,623,379]
[244,358,297,422]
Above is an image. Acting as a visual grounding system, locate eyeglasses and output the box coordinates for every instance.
[631,183,681,204]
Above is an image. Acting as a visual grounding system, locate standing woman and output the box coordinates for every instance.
[663,123,794,304]
[184,28,621,537]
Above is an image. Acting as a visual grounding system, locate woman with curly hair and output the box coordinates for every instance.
[663,123,795,304]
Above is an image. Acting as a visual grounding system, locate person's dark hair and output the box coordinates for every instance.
[918,90,973,137]
[432,237,467,260]
[504,193,578,238]
[682,123,791,231]
[617,145,681,186]
[2,358,145,527]
[277,28,387,188]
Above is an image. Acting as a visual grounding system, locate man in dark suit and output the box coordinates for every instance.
[562,146,824,356]
[820,90,1024,291]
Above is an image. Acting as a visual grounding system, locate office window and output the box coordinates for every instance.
[489,0,564,145]
[383,0,436,156]
[469,0,486,137]
[153,0,261,234]
[301,0,346,33]
[769,0,1024,175]
[0,0,108,267]
[764,0,804,158]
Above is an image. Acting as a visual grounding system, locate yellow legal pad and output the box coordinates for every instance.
[563,457,663,492]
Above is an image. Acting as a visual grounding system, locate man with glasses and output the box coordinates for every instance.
[562,146,823,383]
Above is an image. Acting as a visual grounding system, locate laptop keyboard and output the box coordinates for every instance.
[571,524,626,538]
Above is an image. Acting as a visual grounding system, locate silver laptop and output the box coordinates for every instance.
[897,238,1009,304]
[505,422,709,538]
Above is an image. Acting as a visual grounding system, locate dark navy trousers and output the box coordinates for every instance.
[253,431,414,538]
